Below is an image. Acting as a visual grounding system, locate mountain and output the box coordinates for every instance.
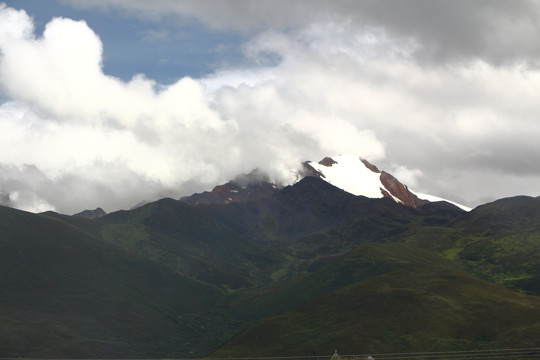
[0,206,230,358]
[0,177,538,358]
[441,196,540,295]
[181,169,279,205]
[211,189,540,357]
[181,155,471,211]
[214,243,540,357]
[73,207,107,219]
[305,155,470,210]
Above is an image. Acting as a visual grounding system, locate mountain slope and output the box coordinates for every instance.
[97,197,287,289]
[443,196,540,295]
[0,179,538,358]
[94,177,418,290]
[213,242,540,357]
[0,206,232,358]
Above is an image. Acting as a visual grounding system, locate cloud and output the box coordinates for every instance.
[2,2,540,214]
[63,0,540,64]
[140,28,171,42]
[0,4,384,213]
[220,25,540,206]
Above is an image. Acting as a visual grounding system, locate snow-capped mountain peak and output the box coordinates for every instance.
[181,154,471,211]
[304,155,471,211]
[306,155,387,199]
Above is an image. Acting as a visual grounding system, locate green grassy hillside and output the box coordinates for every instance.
[1,178,539,358]
[448,197,540,294]
[213,243,540,357]
[98,198,285,290]
[0,206,232,358]
[396,196,540,295]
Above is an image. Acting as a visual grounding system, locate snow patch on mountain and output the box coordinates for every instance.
[307,155,384,198]
[412,192,472,212]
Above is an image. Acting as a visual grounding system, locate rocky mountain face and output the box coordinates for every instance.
[379,171,429,207]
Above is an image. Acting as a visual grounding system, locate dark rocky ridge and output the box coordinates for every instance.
[182,156,433,209]
[74,207,107,219]
[318,156,338,167]
[181,169,279,205]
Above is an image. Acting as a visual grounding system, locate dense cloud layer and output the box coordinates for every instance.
[2,1,540,213]
[64,0,540,64]
[0,4,383,213]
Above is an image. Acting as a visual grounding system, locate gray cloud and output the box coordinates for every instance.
[0,163,182,213]
[64,0,540,64]
[347,0,540,65]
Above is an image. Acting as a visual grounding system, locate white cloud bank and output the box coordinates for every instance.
[0,4,384,213]
[2,2,540,213]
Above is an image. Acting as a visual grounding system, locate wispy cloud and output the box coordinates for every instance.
[140,28,171,42]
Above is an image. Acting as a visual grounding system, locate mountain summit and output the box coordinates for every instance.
[182,155,470,211]
[304,155,428,208]
[180,169,279,205]
[304,155,470,211]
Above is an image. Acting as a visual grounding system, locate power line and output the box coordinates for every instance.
[350,347,540,360]
[1,348,539,360]
[207,348,540,360]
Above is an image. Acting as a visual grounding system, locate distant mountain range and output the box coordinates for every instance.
[1,171,539,358]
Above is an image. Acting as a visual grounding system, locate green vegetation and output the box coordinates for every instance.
[1,179,539,357]
[215,243,540,356]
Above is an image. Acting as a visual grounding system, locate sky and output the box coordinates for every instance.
[1,0,540,214]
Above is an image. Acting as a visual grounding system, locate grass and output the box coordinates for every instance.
[1,181,540,358]
[213,243,540,357]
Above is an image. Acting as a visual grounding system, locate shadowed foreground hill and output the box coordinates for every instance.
[0,178,539,358]
[0,206,231,358]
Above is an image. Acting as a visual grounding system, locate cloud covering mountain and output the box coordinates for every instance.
[1,1,540,213]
